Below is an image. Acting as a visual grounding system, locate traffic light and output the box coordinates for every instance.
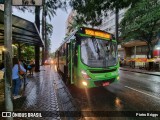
[0,0,4,4]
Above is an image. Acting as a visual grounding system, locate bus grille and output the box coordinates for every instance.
[89,69,116,73]
[94,78,115,87]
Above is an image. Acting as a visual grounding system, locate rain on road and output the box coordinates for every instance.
[67,70,160,120]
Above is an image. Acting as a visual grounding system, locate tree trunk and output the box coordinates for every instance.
[44,13,48,60]
[147,41,153,59]
[147,41,153,70]
[42,0,45,65]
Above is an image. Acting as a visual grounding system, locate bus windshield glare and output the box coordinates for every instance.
[81,37,118,68]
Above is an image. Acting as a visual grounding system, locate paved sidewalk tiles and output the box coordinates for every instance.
[9,66,83,120]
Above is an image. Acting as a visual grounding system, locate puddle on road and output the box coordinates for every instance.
[68,86,128,113]
[115,97,124,110]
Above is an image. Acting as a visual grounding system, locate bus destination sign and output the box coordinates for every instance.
[84,29,111,39]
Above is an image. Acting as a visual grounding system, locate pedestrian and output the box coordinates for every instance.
[28,59,35,76]
[19,59,28,88]
[12,57,26,99]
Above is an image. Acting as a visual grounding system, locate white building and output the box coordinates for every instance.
[99,9,127,35]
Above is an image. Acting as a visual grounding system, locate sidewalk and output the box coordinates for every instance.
[0,66,81,120]
[120,66,160,76]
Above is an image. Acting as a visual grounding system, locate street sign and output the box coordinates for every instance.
[0,0,4,4]
[12,0,42,6]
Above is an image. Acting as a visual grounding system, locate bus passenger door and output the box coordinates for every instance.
[66,42,74,84]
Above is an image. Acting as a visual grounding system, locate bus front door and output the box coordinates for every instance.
[66,42,74,84]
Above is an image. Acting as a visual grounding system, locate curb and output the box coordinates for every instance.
[120,68,160,77]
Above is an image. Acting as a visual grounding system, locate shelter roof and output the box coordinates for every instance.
[0,10,44,46]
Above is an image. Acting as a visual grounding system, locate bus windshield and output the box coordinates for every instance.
[80,37,118,68]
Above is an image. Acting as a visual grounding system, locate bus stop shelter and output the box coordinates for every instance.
[0,10,44,70]
[0,10,44,46]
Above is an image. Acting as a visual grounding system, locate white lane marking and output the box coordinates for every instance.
[125,86,160,100]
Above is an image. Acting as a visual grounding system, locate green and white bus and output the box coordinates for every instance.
[55,27,119,88]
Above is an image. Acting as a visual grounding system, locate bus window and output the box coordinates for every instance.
[80,37,118,67]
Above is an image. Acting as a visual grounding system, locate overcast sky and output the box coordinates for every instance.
[12,7,71,53]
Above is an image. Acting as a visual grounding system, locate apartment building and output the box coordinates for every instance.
[99,9,127,35]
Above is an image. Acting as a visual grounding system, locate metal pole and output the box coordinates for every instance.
[115,7,119,41]
[35,6,40,72]
[4,0,13,119]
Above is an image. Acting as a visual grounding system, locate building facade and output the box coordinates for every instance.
[99,9,127,34]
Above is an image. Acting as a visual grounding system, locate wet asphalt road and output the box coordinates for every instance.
[66,70,160,120]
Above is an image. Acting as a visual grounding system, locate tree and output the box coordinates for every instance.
[69,0,141,42]
[42,0,66,62]
[67,15,84,35]
[21,46,35,60]
[120,0,160,59]
[70,0,140,18]
[70,0,104,27]
[45,22,53,52]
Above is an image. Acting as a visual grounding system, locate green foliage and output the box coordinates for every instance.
[21,46,35,60]
[49,52,55,58]
[67,16,84,34]
[120,0,160,58]
[44,0,67,20]
[46,22,53,36]
[41,0,67,60]
[70,0,104,27]
[69,0,139,27]
[120,0,160,43]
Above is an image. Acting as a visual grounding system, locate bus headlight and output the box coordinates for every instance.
[82,81,88,86]
[81,70,91,80]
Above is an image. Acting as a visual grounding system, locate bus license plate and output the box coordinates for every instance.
[103,82,110,86]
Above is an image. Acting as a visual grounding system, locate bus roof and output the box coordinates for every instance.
[56,27,115,52]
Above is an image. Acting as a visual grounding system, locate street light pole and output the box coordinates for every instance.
[35,6,40,72]
[4,0,13,119]
[115,7,119,41]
